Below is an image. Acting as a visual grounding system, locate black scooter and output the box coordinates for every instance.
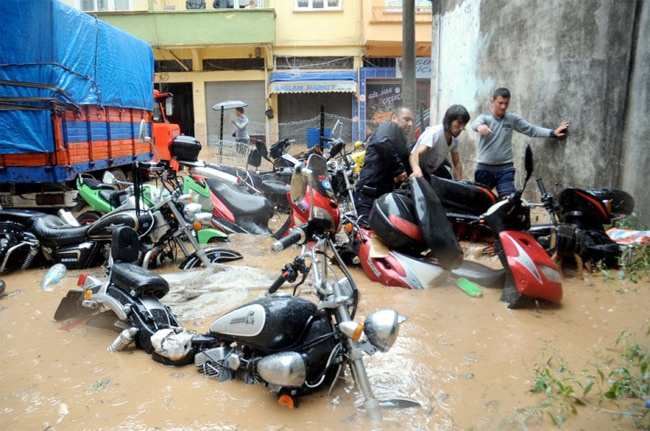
[529,179,634,274]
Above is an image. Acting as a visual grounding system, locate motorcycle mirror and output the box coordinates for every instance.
[254,139,270,161]
[328,141,343,159]
[102,170,116,185]
[138,119,151,144]
[524,144,534,185]
[290,165,308,204]
[247,149,262,168]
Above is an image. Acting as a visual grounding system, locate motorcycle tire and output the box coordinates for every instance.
[178,247,243,270]
[76,211,102,226]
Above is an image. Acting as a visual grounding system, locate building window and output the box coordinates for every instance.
[295,0,341,11]
[384,0,431,13]
[80,0,131,11]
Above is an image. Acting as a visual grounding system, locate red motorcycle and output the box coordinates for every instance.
[280,153,341,237]
[343,146,562,309]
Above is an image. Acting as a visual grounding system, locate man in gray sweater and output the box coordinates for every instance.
[471,88,568,198]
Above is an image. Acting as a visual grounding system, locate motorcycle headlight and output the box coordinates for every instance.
[363,309,407,353]
[179,193,192,205]
[194,212,213,228]
[183,202,203,221]
[312,206,334,225]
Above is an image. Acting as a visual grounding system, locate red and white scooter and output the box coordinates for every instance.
[346,146,562,308]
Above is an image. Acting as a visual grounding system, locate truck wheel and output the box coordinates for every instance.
[76,211,101,226]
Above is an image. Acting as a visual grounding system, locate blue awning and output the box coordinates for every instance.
[269,72,357,94]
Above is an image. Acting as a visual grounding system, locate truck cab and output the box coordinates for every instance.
[153,89,181,171]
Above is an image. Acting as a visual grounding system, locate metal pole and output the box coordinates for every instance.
[402,0,416,141]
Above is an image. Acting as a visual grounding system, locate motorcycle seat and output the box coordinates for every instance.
[31,214,91,246]
[98,189,128,208]
[0,209,47,228]
[111,262,169,299]
[208,180,274,217]
[81,176,115,191]
[429,176,497,216]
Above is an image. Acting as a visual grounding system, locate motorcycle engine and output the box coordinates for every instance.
[149,211,170,243]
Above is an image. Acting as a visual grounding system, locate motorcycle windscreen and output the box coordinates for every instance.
[306,154,335,199]
[410,178,463,269]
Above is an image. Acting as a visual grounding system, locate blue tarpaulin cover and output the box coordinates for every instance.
[0,0,154,155]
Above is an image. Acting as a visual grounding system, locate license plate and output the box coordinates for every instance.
[0,195,12,207]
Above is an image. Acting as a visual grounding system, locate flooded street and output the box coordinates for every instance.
[0,229,648,431]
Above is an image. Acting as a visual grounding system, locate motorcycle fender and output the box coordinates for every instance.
[196,227,228,244]
[500,230,562,303]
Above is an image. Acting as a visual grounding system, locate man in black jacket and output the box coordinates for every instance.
[354,106,414,219]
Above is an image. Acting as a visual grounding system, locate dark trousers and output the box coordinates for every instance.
[354,190,377,221]
[474,167,516,199]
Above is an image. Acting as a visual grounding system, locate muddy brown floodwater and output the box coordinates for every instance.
[0,228,648,431]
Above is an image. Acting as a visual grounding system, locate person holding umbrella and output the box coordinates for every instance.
[231,107,250,154]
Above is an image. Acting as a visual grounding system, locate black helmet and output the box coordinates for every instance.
[369,192,427,254]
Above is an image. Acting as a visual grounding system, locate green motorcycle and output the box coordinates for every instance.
[75,169,228,245]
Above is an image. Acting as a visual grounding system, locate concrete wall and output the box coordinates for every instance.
[431,0,649,225]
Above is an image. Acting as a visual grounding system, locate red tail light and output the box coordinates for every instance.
[77,273,88,287]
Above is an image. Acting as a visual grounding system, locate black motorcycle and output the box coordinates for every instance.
[0,161,242,273]
[54,226,190,362]
[55,164,410,421]
[529,179,635,274]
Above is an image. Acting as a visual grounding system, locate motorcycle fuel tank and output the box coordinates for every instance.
[86,210,154,240]
[208,296,318,351]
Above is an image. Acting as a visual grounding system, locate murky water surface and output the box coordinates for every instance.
[0,230,648,430]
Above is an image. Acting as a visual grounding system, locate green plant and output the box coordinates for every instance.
[611,211,648,231]
[610,243,650,283]
[523,357,591,426]
[523,327,650,429]
[597,330,650,429]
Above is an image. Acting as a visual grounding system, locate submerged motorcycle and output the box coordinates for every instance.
[202,139,294,213]
[169,136,285,235]
[529,179,634,272]
[344,146,563,308]
[54,226,189,360]
[194,154,407,420]
[0,161,237,273]
[55,157,408,422]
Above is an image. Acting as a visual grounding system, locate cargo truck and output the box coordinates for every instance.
[0,0,179,209]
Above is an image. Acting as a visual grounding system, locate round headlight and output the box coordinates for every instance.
[183,202,202,221]
[363,309,406,353]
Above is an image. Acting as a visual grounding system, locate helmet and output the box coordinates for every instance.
[369,192,426,254]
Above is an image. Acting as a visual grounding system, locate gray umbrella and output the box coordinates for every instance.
[212,100,248,142]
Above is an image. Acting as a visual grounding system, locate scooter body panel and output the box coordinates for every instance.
[500,230,562,303]
[357,227,448,290]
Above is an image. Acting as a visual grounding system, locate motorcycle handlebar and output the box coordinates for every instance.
[271,227,306,252]
[268,273,287,294]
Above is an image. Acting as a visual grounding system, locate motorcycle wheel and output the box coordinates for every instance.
[271,215,291,240]
[179,247,243,270]
[76,211,102,226]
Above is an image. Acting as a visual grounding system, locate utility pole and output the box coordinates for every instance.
[402,0,416,140]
